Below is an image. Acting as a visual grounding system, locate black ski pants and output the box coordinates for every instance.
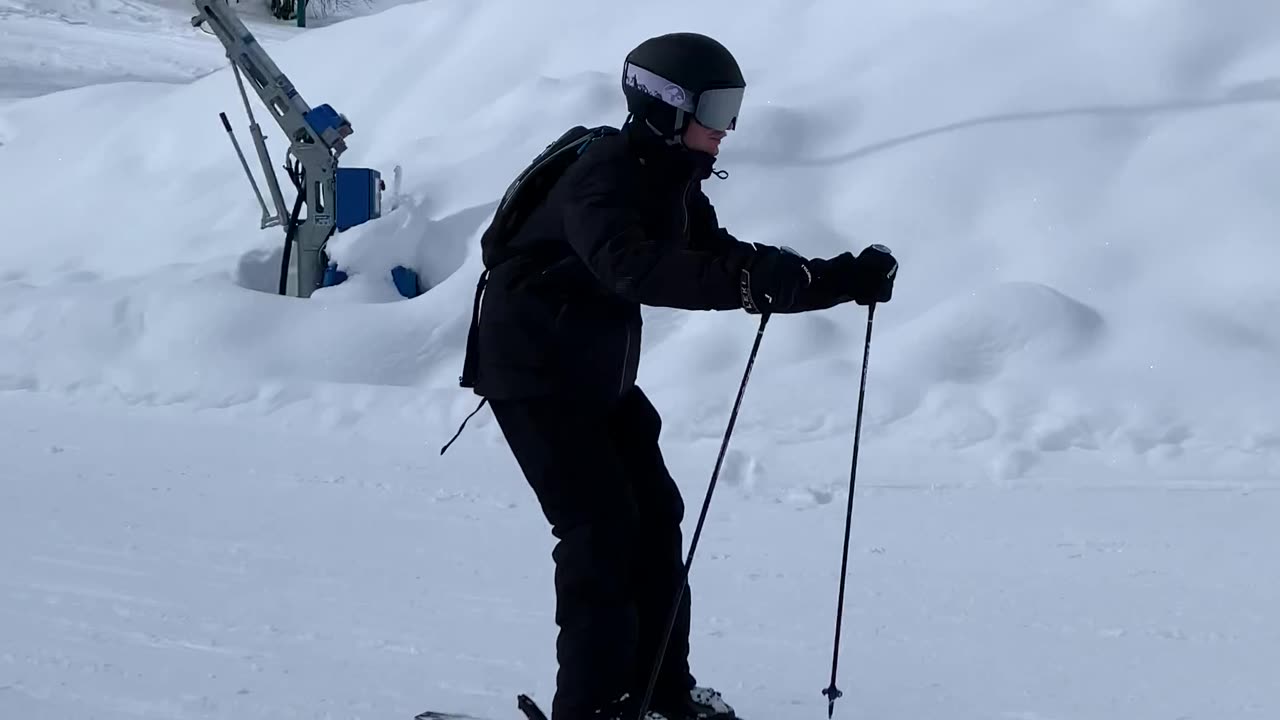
[490,386,695,720]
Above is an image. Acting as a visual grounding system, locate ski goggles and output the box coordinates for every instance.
[624,62,745,132]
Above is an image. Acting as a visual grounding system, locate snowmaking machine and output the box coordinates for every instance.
[191,0,392,298]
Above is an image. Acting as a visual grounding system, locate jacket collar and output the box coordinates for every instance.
[623,118,717,182]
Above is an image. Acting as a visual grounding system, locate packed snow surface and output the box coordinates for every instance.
[2,0,1278,718]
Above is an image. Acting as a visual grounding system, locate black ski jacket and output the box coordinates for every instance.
[469,121,768,404]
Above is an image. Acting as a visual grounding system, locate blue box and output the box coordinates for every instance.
[335,167,382,231]
[304,104,343,136]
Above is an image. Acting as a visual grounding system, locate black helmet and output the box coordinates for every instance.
[622,32,746,141]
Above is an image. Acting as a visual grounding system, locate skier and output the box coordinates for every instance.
[464,32,898,720]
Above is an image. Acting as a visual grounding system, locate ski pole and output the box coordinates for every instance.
[821,302,877,718]
[637,312,772,720]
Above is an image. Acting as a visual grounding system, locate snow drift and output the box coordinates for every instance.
[2,0,1280,488]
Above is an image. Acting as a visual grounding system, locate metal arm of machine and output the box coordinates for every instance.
[191,0,382,298]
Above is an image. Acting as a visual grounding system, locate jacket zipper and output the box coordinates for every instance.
[680,179,692,237]
[617,178,691,396]
[619,322,633,396]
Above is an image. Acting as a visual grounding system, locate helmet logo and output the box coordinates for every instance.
[623,62,696,112]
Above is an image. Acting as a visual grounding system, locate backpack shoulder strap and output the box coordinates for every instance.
[480,124,618,269]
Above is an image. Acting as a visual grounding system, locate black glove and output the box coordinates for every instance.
[848,244,898,305]
[795,244,899,311]
[739,244,812,314]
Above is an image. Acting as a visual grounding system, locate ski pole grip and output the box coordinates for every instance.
[219,111,232,132]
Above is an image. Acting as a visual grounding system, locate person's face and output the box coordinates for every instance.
[683,118,728,156]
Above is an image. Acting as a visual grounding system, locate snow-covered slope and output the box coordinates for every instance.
[0,0,428,100]
[2,0,1280,718]
[0,0,285,99]
[4,390,1277,720]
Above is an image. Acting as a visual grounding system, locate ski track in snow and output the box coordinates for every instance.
[2,0,1280,718]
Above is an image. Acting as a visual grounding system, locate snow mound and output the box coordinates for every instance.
[889,281,1105,386]
[2,0,1279,485]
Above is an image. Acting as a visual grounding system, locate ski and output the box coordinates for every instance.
[415,694,548,720]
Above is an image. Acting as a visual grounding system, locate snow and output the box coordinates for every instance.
[4,393,1278,720]
[0,0,283,100]
[2,0,1279,718]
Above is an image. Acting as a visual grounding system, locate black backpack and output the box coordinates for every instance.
[456,124,618,390]
[440,125,618,455]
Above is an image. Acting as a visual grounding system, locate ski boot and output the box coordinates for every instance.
[651,686,736,720]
